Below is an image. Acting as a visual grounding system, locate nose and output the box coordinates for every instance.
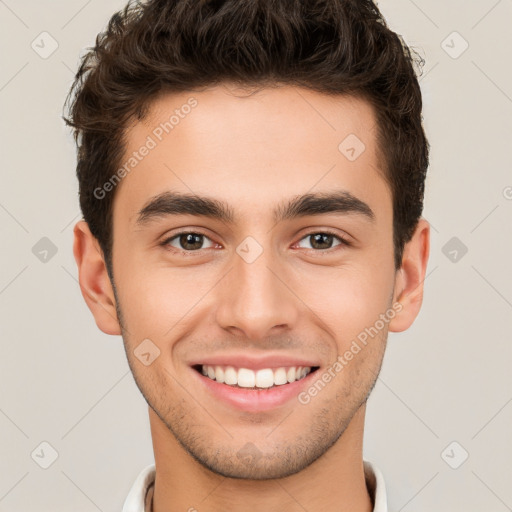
[214,243,300,341]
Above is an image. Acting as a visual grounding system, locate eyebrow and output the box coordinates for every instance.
[135,189,375,226]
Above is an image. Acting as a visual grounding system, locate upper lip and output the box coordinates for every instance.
[189,352,321,371]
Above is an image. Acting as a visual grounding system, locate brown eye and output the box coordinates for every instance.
[297,232,350,251]
[163,232,215,251]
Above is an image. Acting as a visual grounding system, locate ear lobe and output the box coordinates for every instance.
[73,220,122,335]
[388,218,431,333]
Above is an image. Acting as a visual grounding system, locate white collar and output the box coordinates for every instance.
[122,459,387,512]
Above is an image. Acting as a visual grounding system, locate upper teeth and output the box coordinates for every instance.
[201,365,312,388]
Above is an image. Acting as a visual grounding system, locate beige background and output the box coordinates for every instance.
[1,0,511,510]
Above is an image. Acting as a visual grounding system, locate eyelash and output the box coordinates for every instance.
[159,230,352,254]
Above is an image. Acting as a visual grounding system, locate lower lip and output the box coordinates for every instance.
[191,367,318,412]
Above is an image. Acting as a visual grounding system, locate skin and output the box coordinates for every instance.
[73,83,430,512]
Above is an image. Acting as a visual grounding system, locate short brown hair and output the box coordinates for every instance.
[63,0,429,277]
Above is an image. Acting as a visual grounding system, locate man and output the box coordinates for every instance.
[64,0,430,510]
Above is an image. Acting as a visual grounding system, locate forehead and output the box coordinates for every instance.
[113,84,391,226]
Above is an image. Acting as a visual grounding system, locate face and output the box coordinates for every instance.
[77,83,427,480]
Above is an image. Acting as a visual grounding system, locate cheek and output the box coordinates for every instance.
[292,262,394,345]
[115,261,215,337]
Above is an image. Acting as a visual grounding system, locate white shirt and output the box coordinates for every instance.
[122,459,387,511]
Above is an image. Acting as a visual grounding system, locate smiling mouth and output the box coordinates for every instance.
[192,364,320,390]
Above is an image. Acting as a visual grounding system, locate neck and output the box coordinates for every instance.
[149,404,373,512]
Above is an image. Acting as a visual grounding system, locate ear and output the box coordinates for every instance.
[73,220,121,335]
[388,218,430,333]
